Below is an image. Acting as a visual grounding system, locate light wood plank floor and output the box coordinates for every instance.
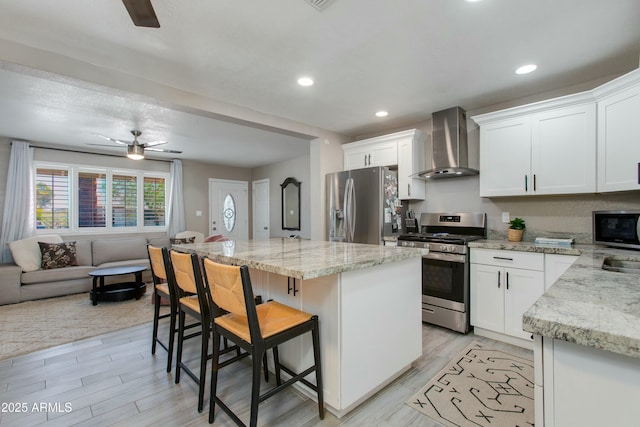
[0,315,532,426]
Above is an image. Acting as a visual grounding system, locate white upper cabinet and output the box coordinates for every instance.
[594,70,640,192]
[397,130,427,200]
[343,139,397,170]
[343,129,427,200]
[478,116,532,196]
[474,96,596,197]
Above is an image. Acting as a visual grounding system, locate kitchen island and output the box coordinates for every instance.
[172,238,427,417]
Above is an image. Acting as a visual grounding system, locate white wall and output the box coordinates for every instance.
[253,154,311,239]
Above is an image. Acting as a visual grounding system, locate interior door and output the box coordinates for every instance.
[252,178,270,240]
[209,179,248,240]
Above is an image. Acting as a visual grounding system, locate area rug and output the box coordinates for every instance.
[0,291,157,361]
[406,341,534,427]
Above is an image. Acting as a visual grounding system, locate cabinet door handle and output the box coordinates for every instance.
[408,183,411,196]
[493,256,513,261]
[525,175,528,192]
[287,277,293,295]
[293,278,299,296]
[368,154,371,165]
[533,174,537,191]
[506,271,510,290]
[498,270,501,288]
[364,154,367,166]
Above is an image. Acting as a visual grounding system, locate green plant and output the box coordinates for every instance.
[509,217,526,230]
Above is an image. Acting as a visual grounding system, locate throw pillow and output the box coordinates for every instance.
[39,241,79,269]
[170,236,196,244]
[8,234,64,272]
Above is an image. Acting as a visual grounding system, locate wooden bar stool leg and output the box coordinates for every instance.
[175,310,186,384]
[151,290,161,355]
[166,305,176,373]
[198,321,210,412]
[312,317,325,419]
[209,333,221,424]
[249,347,265,427]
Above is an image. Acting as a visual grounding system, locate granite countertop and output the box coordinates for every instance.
[469,240,640,359]
[172,238,427,280]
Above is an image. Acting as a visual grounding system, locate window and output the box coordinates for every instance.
[112,174,137,227]
[78,171,106,228]
[144,176,166,226]
[34,163,168,234]
[36,168,70,230]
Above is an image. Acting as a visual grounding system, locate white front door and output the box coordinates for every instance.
[252,179,270,240]
[209,179,248,240]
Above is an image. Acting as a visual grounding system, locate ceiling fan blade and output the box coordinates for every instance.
[93,133,129,145]
[122,0,160,28]
[145,147,183,154]
[142,140,168,148]
[87,143,128,148]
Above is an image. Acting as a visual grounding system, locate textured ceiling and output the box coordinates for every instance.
[0,0,638,166]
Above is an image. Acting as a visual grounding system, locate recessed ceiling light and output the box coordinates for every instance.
[297,77,314,86]
[466,0,483,2]
[375,110,389,117]
[515,64,537,75]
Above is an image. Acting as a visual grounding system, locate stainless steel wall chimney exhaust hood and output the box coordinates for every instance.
[419,106,479,179]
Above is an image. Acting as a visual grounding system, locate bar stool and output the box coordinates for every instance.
[169,250,246,413]
[201,257,324,426]
[148,245,176,372]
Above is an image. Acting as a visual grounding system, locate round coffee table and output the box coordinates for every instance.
[89,265,147,306]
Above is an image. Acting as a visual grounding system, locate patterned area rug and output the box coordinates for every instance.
[406,341,534,427]
[0,291,157,361]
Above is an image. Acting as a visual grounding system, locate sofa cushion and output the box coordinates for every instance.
[21,265,96,285]
[8,234,64,272]
[91,237,148,266]
[39,241,79,269]
[72,240,92,266]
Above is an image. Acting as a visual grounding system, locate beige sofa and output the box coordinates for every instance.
[0,236,170,305]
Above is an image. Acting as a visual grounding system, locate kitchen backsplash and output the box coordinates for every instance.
[408,176,640,244]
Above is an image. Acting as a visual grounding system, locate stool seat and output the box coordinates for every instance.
[216,301,312,343]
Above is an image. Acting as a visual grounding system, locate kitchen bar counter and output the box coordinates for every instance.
[172,238,426,417]
[469,240,640,359]
[172,238,426,280]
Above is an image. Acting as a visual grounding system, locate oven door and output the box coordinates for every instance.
[422,252,467,311]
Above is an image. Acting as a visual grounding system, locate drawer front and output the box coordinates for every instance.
[470,248,544,271]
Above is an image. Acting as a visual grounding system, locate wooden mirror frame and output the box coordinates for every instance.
[281,177,301,231]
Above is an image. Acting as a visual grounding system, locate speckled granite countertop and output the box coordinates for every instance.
[172,238,427,280]
[469,240,640,359]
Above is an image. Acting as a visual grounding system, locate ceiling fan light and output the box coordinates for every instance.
[127,144,144,160]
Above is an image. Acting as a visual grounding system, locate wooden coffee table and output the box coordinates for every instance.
[89,265,147,306]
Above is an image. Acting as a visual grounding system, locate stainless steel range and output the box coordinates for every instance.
[398,212,487,333]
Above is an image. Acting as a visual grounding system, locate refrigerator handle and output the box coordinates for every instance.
[342,179,351,242]
[347,178,356,242]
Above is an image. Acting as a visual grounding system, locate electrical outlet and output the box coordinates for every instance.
[501,212,510,223]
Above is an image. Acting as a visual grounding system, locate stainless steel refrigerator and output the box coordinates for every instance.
[326,166,404,245]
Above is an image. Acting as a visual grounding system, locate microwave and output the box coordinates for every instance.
[593,210,640,250]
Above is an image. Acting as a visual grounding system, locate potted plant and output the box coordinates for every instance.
[508,217,525,242]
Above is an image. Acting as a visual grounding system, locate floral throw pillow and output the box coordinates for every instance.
[39,241,79,269]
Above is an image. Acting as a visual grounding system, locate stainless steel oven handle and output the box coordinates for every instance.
[424,252,466,263]
[423,308,436,314]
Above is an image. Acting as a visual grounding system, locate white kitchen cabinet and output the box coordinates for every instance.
[470,249,544,345]
[537,337,640,427]
[473,95,596,197]
[544,254,578,290]
[343,129,427,199]
[478,117,531,196]
[343,139,397,170]
[397,130,428,200]
[594,70,640,192]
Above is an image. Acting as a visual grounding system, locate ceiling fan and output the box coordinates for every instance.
[89,130,182,160]
[122,0,160,28]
